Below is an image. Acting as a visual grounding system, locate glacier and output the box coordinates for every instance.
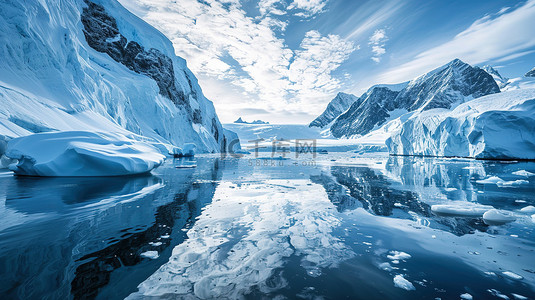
[386,89,535,160]
[0,0,234,158]
[6,131,165,176]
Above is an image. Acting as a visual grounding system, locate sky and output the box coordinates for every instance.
[118,0,535,124]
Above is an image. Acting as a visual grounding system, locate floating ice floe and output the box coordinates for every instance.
[512,170,535,177]
[476,176,503,184]
[5,131,165,176]
[460,293,473,300]
[483,209,516,225]
[512,293,528,300]
[476,176,529,187]
[497,180,529,187]
[502,271,523,280]
[387,251,411,261]
[140,251,159,260]
[431,202,494,217]
[393,275,415,291]
[519,206,535,214]
[487,288,510,299]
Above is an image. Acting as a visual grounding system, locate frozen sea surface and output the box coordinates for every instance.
[1,153,534,299]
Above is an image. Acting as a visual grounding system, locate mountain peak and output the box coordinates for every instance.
[482,65,508,88]
[526,67,535,77]
[309,92,359,128]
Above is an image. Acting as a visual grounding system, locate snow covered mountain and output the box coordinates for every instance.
[526,67,535,77]
[386,88,535,160]
[328,59,500,138]
[482,65,508,89]
[309,92,359,128]
[0,0,232,154]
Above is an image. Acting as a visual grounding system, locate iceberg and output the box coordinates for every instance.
[5,131,165,176]
[387,89,535,160]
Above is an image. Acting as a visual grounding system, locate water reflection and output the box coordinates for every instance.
[315,164,491,236]
[0,158,222,299]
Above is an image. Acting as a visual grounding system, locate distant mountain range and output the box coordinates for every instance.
[312,59,535,139]
[316,59,500,138]
[234,117,269,124]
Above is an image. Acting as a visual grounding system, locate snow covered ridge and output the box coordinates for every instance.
[309,92,359,128]
[5,131,165,176]
[386,89,535,160]
[325,59,499,138]
[0,0,234,153]
[526,67,535,77]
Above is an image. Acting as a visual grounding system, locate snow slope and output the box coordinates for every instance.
[386,89,535,160]
[6,131,164,176]
[0,0,232,154]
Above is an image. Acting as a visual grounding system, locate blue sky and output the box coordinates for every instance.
[119,0,535,124]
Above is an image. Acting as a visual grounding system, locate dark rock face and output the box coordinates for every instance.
[331,87,398,137]
[398,59,499,111]
[81,0,196,121]
[309,92,359,128]
[328,59,500,138]
[526,67,535,77]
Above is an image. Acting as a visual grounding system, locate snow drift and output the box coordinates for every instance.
[386,89,535,160]
[0,0,235,153]
[6,131,165,176]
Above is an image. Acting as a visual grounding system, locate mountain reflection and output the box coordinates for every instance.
[315,163,489,236]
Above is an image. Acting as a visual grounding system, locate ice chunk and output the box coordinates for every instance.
[476,176,503,185]
[519,206,535,213]
[483,209,516,225]
[502,271,523,280]
[487,289,510,299]
[431,202,493,217]
[496,180,529,187]
[387,251,411,260]
[460,293,473,300]
[476,176,529,187]
[512,170,535,177]
[512,293,528,300]
[5,131,165,176]
[182,143,196,157]
[393,275,415,291]
[140,251,159,259]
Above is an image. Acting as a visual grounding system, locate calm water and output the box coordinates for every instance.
[0,153,534,299]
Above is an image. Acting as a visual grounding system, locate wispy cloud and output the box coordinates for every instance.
[258,0,329,17]
[118,0,354,123]
[369,29,387,63]
[377,0,535,83]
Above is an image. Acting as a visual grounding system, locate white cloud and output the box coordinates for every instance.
[377,0,535,83]
[258,0,329,17]
[118,0,354,123]
[369,29,387,63]
[288,0,329,17]
[288,31,357,98]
